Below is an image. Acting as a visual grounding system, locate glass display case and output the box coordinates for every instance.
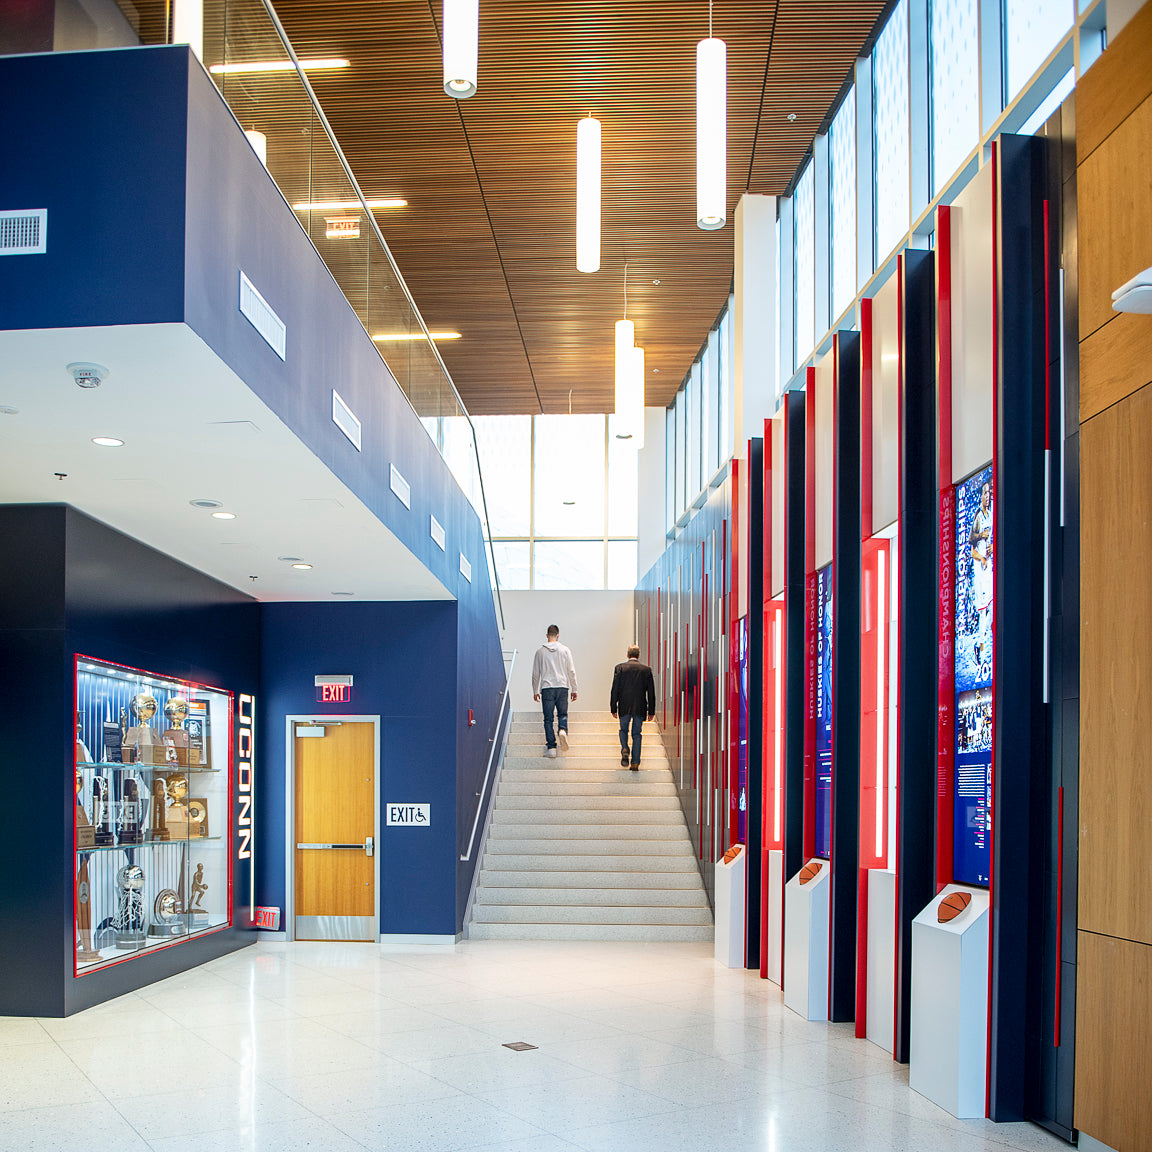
[74,656,233,974]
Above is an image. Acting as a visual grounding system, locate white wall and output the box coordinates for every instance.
[502,590,637,716]
[637,405,667,580]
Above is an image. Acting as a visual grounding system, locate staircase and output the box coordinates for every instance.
[469,712,713,941]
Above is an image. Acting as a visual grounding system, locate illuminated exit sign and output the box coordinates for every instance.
[315,675,353,703]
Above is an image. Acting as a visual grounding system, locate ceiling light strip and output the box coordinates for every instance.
[210,58,349,74]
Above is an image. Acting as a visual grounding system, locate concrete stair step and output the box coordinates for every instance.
[498,780,679,797]
[504,748,669,761]
[478,869,704,889]
[484,837,694,856]
[488,823,690,840]
[494,794,681,810]
[501,768,672,784]
[480,853,700,872]
[475,886,708,907]
[472,904,713,926]
[494,809,683,826]
[468,922,713,942]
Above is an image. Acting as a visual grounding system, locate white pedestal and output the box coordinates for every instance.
[713,845,746,967]
[766,849,784,986]
[909,884,990,1118]
[865,868,896,1053]
[783,859,830,1020]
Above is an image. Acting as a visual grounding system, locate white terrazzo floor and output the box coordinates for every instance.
[0,940,1071,1151]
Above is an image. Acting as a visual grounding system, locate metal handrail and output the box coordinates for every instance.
[460,649,517,862]
[238,0,505,629]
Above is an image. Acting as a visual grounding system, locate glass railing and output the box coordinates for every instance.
[109,0,502,625]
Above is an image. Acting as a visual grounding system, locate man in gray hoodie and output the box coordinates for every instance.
[531,624,578,758]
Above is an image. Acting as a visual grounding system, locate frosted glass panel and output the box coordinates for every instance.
[442,416,482,518]
[830,91,857,321]
[666,405,677,530]
[533,414,605,537]
[474,415,531,536]
[1005,0,1073,102]
[794,161,815,364]
[931,0,980,194]
[718,312,731,461]
[607,540,639,590]
[534,541,604,590]
[490,541,530,590]
[874,0,910,262]
[688,362,702,497]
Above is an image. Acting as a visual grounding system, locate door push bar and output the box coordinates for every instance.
[297,837,374,856]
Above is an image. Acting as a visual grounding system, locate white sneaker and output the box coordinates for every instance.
[545,748,558,758]
[558,730,569,751]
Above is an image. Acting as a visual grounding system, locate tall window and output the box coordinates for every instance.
[829,90,857,321]
[930,0,980,194]
[1005,0,1074,103]
[794,160,815,365]
[474,415,639,591]
[873,0,910,263]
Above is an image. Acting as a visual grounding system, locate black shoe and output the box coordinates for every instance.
[621,752,629,766]
[630,764,639,771]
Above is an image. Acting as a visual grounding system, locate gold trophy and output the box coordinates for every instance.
[188,863,209,927]
[75,769,95,849]
[150,777,170,841]
[76,856,101,963]
[162,698,193,766]
[122,694,160,764]
[165,773,191,837]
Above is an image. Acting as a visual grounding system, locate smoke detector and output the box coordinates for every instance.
[67,362,109,389]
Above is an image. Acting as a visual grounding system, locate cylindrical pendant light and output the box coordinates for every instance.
[696,33,727,230]
[614,317,635,419]
[244,129,268,167]
[443,0,478,99]
[576,116,601,273]
[629,345,646,449]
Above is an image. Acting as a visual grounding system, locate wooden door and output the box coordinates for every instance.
[294,721,375,941]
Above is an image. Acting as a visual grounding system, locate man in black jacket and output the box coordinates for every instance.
[610,645,656,770]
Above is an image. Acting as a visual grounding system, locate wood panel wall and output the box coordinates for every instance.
[1075,3,1152,1147]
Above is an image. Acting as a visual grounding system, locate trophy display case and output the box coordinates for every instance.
[74,656,233,975]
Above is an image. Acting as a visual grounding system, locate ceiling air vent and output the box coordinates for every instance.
[0,209,47,255]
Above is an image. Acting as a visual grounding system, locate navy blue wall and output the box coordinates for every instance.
[0,48,187,328]
[259,603,497,935]
[0,504,259,1016]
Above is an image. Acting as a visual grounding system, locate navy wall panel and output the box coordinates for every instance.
[0,48,187,328]
[259,601,461,936]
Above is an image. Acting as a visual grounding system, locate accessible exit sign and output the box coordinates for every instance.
[316,683,352,703]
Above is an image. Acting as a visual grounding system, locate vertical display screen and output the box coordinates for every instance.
[953,466,994,885]
[814,564,833,858]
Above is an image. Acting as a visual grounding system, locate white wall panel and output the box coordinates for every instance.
[872,275,901,533]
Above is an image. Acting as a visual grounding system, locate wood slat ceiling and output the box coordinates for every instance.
[266,0,891,414]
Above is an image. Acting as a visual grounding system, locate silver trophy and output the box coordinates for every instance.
[147,888,187,938]
[112,863,147,948]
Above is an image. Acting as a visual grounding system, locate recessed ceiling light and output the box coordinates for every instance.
[91,436,124,447]
[652,368,660,373]
[293,199,406,211]
[787,112,798,122]
[652,279,661,285]
[211,511,237,520]
[278,555,303,563]
[190,499,222,509]
[372,331,461,341]
[210,58,350,75]
[0,405,18,415]
[292,563,313,570]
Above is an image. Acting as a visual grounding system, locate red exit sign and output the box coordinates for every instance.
[316,683,352,703]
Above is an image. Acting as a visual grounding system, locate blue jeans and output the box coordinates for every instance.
[619,714,644,764]
[541,687,569,749]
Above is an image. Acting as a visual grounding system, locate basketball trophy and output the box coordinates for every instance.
[188,863,209,928]
[148,888,187,939]
[92,776,114,847]
[113,863,147,949]
[122,694,159,764]
[162,698,191,766]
